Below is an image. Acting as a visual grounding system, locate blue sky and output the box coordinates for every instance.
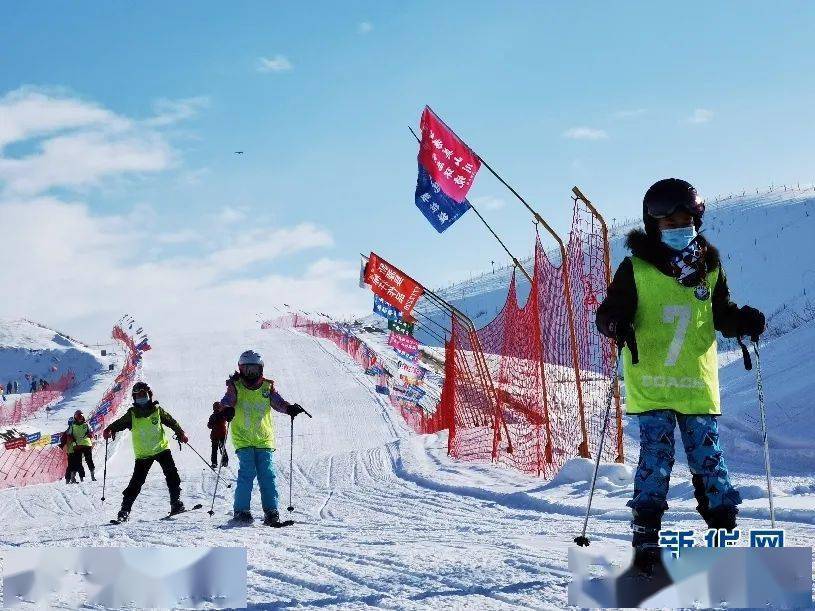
[2,2,814,338]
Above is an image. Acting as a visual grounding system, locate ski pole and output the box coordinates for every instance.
[287,416,295,512]
[208,423,230,517]
[180,438,232,489]
[101,437,109,502]
[753,339,776,527]
[287,406,311,512]
[575,348,622,547]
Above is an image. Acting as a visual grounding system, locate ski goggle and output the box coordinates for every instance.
[240,364,263,377]
[646,196,705,219]
[132,388,150,399]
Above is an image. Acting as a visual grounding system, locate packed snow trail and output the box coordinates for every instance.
[2,327,814,609]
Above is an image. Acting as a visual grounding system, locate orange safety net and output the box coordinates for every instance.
[265,191,620,479]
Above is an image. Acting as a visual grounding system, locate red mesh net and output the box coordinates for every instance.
[265,191,620,478]
[0,324,142,489]
[0,372,76,427]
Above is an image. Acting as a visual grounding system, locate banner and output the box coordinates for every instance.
[394,384,426,403]
[415,163,471,233]
[31,435,50,447]
[4,437,26,450]
[364,253,424,316]
[373,295,402,321]
[393,347,419,364]
[50,432,62,445]
[388,331,419,355]
[25,432,41,444]
[417,106,481,203]
[388,318,414,336]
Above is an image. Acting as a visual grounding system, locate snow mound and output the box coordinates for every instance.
[550,457,633,489]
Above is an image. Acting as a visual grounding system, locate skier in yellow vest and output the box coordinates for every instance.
[597,178,766,574]
[220,350,305,526]
[70,410,96,481]
[103,381,188,523]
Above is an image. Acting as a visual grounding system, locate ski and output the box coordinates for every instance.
[218,518,297,530]
[108,503,203,525]
[160,503,203,520]
[266,519,295,528]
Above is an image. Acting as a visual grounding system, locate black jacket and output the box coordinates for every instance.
[596,230,743,339]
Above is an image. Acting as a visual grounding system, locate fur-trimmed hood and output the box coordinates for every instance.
[625,229,720,277]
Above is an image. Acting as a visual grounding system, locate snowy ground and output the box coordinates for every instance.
[0,326,814,609]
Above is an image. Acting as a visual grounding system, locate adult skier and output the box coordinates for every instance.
[70,410,96,481]
[596,178,766,573]
[103,382,188,522]
[219,350,305,526]
[208,401,229,469]
[60,419,85,484]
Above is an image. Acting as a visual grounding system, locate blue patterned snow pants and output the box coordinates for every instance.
[628,410,742,518]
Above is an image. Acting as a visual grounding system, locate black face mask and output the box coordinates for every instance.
[241,371,261,383]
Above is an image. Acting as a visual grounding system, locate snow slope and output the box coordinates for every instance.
[0,318,120,435]
[1,326,813,609]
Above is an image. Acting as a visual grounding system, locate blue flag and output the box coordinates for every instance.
[414,163,471,233]
[373,295,402,321]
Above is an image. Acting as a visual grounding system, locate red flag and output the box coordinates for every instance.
[364,252,424,316]
[418,106,481,203]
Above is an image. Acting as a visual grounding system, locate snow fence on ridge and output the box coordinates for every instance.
[0,323,146,489]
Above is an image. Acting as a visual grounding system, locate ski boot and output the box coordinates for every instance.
[630,509,664,577]
[702,505,738,546]
[233,510,253,524]
[169,500,186,516]
[116,509,130,523]
[69,473,79,484]
[90,470,97,482]
[210,462,217,470]
[632,543,664,576]
[262,509,281,526]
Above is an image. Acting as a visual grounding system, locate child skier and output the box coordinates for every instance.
[208,401,229,469]
[69,410,96,481]
[597,178,766,573]
[103,382,189,522]
[219,350,305,526]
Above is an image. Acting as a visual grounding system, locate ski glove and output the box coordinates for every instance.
[103,428,115,440]
[287,404,306,418]
[604,320,639,364]
[178,431,189,444]
[737,305,765,341]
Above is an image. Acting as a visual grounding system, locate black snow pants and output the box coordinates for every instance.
[211,438,228,466]
[66,452,85,482]
[121,449,181,511]
[74,445,95,473]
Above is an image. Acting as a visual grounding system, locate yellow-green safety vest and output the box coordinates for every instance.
[623,256,721,415]
[130,407,170,459]
[231,379,277,451]
[71,422,92,447]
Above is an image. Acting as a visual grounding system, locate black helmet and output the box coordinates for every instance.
[643,178,704,236]
[132,381,153,399]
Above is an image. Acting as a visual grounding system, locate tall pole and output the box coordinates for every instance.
[408,127,532,283]
[471,153,589,457]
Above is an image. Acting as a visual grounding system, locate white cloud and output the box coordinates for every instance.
[358,21,373,34]
[0,87,208,196]
[471,195,506,211]
[0,130,173,195]
[613,108,647,119]
[687,108,714,124]
[257,55,293,73]
[215,206,247,224]
[562,127,608,140]
[0,87,127,151]
[156,229,202,245]
[147,96,210,127]
[0,197,366,337]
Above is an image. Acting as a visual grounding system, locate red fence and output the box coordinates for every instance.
[0,324,142,489]
[266,191,622,479]
[0,372,76,427]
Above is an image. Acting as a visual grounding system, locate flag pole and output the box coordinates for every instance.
[409,127,532,283]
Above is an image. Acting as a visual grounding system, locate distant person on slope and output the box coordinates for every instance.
[60,419,86,484]
[103,382,188,522]
[70,410,96,481]
[220,350,305,526]
[596,178,766,575]
[208,401,229,469]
